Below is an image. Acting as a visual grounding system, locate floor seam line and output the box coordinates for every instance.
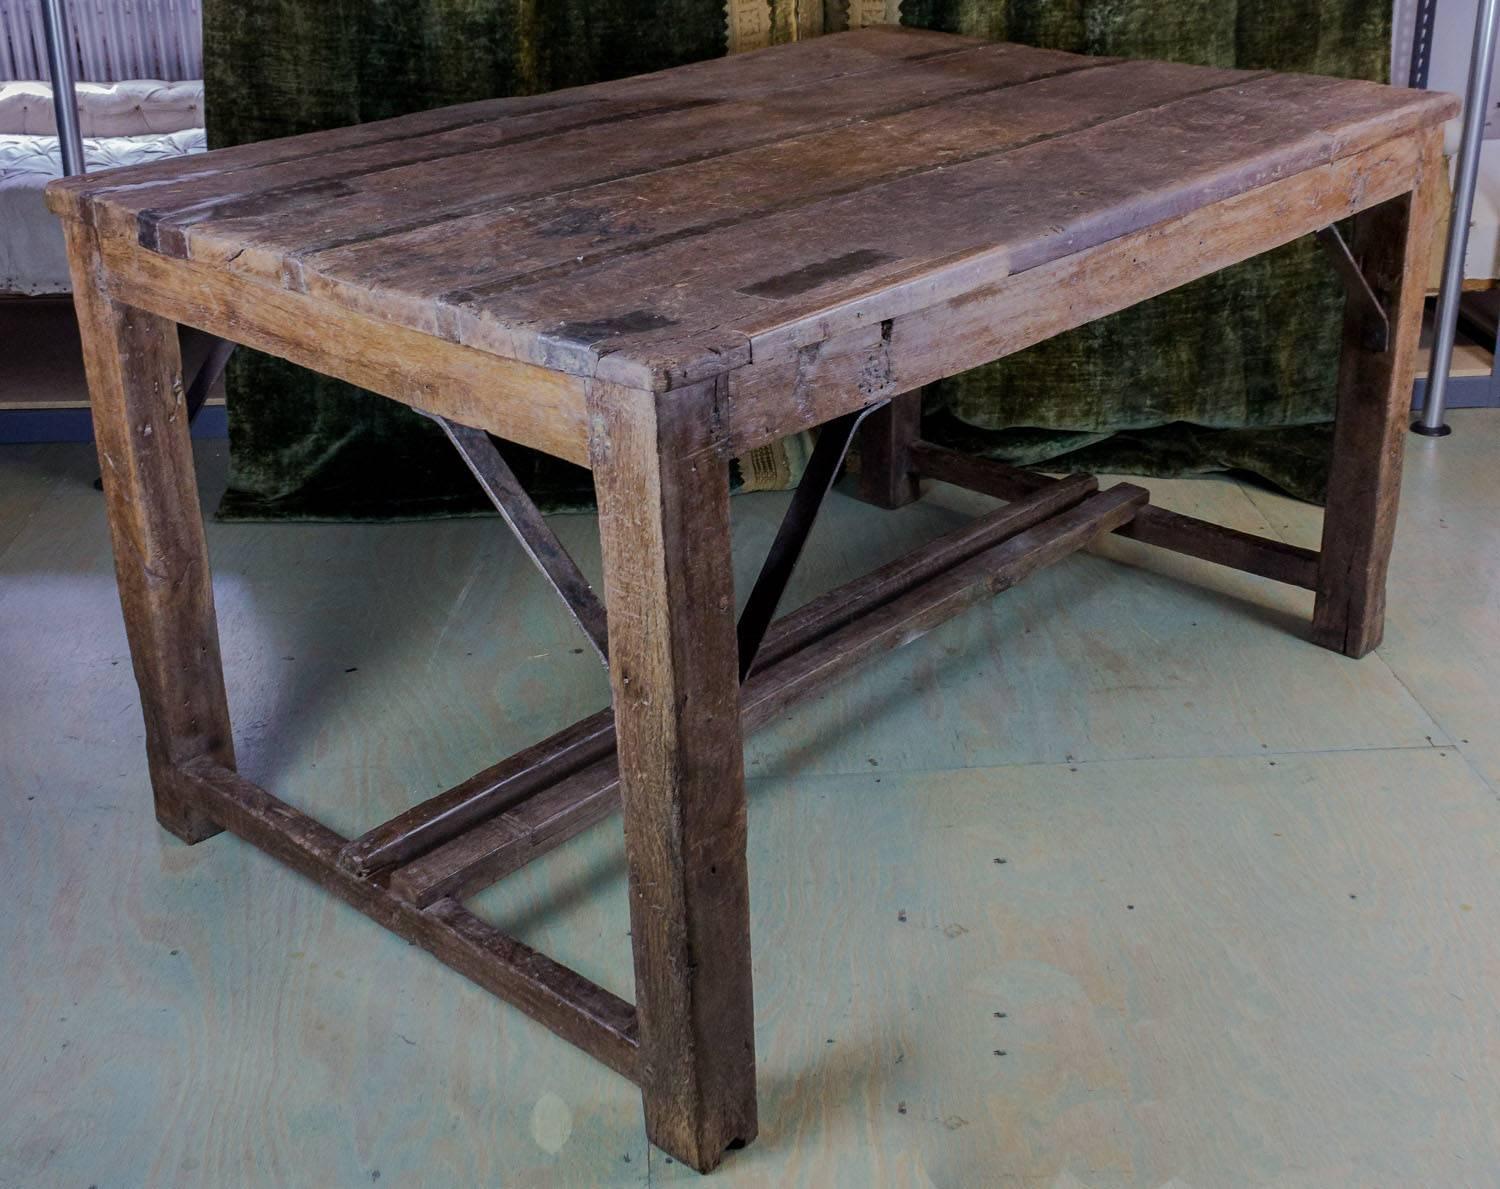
[746,739,1465,785]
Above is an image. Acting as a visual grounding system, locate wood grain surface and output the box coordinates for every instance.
[47,28,1457,398]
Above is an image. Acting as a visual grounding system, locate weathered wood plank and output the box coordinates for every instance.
[439,72,1455,387]
[46,31,1456,398]
[718,133,1433,453]
[92,230,593,466]
[47,26,980,225]
[178,44,1112,289]
[587,380,757,1173]
[1312,129,1445,656]
[908,442,1321,589]
[289,54,1230,330]
[62,219,233,843]
[173,759,642,1083]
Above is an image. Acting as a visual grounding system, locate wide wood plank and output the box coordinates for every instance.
[714,132,1435,453]
[48,29,1455,401]
[47,26,975,225]
[438,71,1454,387]
[92,232,593,465]
[292,57,1234,337]
[169,43,1108,287]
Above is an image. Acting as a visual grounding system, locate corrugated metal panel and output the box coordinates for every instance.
[0,0,201,83]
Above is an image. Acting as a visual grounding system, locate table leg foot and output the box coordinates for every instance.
[590,380,758,1172]
[1312,136,1444,659]
[63,218,234,842]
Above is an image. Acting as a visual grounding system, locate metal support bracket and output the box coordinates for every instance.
[736,401,888,680]
[1315,225,1390,352]
[429,414,610,665]
[185,338,236,422]
[433,401,882,677]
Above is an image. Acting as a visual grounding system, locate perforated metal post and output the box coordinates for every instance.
[1414,0,1500,436]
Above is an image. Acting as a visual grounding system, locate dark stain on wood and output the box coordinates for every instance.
[553,310,677,342]
[738,248,896,299]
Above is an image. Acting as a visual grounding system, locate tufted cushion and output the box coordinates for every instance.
[1,128,205,294]
[0,79,204,136]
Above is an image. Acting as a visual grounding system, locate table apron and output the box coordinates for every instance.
[93,231,594,467]
[85,128,1432,475]
[719,130,1435,457]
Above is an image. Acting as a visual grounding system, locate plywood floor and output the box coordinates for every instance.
[2,416,1498,1187]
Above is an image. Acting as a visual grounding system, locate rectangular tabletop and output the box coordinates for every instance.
[48,27,1456,402]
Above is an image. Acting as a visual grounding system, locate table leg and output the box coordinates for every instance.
[589,382,757,1171]
[855,387,922,509]
[1312,139,1444,658]
[64,220,235,842]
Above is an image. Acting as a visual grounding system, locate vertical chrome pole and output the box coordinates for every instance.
[40,0,86,177]
[1415,0,1500,436]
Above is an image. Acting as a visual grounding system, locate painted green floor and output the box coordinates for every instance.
[2,416,1498,1187]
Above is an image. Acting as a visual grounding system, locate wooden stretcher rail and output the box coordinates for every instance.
[339,473,1100,880]
[387,481,1147,907]
[907,441,1321,590]
[174,757,641,1081]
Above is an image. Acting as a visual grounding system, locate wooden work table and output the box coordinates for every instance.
[49,27,1455,1173]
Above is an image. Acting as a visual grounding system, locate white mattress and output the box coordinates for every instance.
[0,129,206,294]
[0,81,204,295]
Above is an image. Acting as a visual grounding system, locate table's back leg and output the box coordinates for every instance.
[589,381,758,1172]
[855,388,922,508]
[1312,136,1444,658]
[63,220,234,842]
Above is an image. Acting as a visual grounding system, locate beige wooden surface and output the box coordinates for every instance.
[3,415,1499,1185]
[46,29,1456,397]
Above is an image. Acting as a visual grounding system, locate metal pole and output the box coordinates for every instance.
[39,0,86,177]
[1415,0,1500,436]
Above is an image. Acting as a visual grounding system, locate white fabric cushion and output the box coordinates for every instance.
[0,129,205,294]
[0,79,204,136]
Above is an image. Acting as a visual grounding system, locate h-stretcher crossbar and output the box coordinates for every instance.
[337,462,1100,881]
[338,443,1328,909]
[191,442,1325,1089]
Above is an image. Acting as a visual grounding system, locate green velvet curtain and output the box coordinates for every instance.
[902,0,1391,501]
[206,1,1392,519]
[208,1,728,519]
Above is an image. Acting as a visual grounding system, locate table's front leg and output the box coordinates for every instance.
[589,381,757,1172]
[1313,145,1443,658]
[63,220,235,841]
